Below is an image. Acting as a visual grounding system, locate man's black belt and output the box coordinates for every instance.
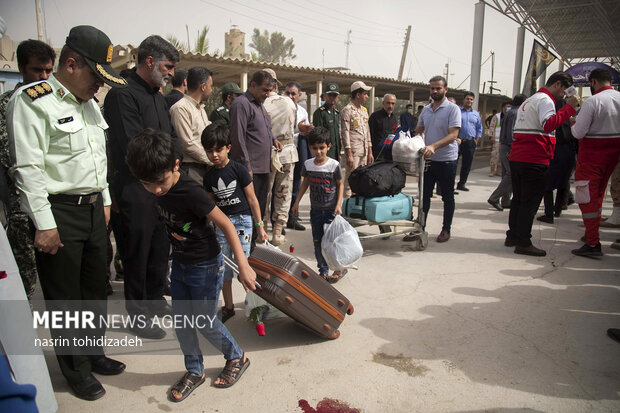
[48,192,101,205]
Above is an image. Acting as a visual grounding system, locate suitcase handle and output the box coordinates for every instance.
[223,255,262,290]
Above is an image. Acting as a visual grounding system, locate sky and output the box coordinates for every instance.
[0,0,566,98]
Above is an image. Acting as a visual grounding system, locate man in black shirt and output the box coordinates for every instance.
[104,35,180,339]
[165,68,187,109]
[368,93,398,159]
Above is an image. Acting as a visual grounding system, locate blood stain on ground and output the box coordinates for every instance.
[298,397,362,413]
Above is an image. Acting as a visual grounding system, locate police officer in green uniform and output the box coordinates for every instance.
[0,40,56,300]
[312,82,341,161]
[7,25,127,401]
[210,81,243,125]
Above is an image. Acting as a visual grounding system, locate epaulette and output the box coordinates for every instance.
[319,106,325,111]
[24,82,53,101]
[216,106,226,112]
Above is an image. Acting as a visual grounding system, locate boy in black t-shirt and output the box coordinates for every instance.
[202,122,268,323]
[292,126,345,283]
[126,129,256,403]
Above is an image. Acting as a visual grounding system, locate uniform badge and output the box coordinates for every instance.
[57,88,65,97]
[24,82,52,101]
[106,44,113,63]
[58,116,74,124]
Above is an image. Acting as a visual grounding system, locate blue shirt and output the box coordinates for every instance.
[458,107,483,140]
[418,99,461,161]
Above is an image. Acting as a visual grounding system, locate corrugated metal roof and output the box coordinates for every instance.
[485,0,620,70]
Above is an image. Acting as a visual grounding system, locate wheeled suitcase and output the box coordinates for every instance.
[226,244,354,339]
[342,193,413,222]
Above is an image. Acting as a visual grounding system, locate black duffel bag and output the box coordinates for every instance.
[348,161,406,197]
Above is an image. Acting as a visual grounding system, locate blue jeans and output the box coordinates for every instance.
[458,139,476,187]
[423,160,457,232]
[291,136,310,218]
[310,209,335,275]
[170,254,243,376]
[215,214,253,281]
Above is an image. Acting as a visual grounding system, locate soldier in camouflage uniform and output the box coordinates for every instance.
[341,81,374,198]
[263,69,297,246]
[210,82,243,125]
[0,40,56,299]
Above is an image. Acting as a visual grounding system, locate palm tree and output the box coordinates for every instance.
[195,26,209,55]
[166,25,210,54]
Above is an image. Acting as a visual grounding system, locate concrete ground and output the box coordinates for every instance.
[44,154,620,413]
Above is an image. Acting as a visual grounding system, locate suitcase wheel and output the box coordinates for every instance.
[301,270,310,279]
[284,296,294,304]
[327,329,341,340]
[346,303,354,315]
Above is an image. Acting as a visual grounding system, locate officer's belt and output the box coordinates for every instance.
[48,192,101,205]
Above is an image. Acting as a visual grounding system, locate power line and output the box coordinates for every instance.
[261,0,404,38]
[227,0,402,45]
[304,0,404,35]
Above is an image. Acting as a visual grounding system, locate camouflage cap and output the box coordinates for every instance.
[325,82,339,95]
[65,25,127,88]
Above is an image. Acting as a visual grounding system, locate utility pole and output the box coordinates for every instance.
[35,0,45,41]
[397,25,412,81]
[488,51,499,94]
[443,60,454,86]
[344,30,352,68]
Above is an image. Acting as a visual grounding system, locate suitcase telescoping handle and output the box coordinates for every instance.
[222,254,262,290]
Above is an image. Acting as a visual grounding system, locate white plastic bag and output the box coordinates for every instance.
[392,133,425,165]
[244,291,287,320]
[321,215,363,271]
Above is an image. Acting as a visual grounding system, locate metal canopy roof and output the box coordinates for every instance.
[484,0,620,70]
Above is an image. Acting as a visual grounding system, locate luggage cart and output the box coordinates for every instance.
[343,149,428,251]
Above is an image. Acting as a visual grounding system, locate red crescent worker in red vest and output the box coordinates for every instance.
[570,69,620,257]
[506,71,580,256]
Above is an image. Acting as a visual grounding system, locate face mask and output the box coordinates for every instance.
[407,109,413,114]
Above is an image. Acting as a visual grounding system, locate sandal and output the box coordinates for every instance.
[167,371,205,403]
[221,306,236,323]
[213,354,250,388]
[326,269,347,284]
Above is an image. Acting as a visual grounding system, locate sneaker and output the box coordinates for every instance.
[487,199,503,211]
[571,243,603,258]
[514,245,546,257]
[456,185,469,191]
[536,215,554,224]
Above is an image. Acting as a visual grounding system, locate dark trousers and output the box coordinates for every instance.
[310,209,335,275]
[507,161,549,247]
[489,144,512,206]
[457,139,476,187]
[542,144,576,218]
[251,172,271,244]
[423,160,457,232]
[113,178,169,316]
[291,136,310,218]
[37,196,108,385]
